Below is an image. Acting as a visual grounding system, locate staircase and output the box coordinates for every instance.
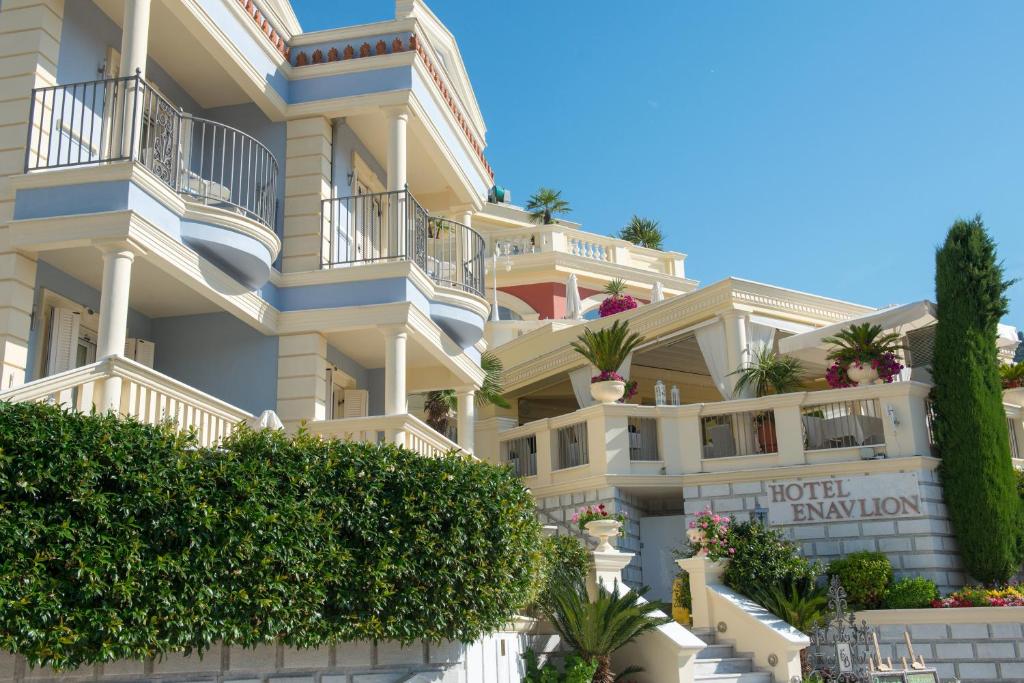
[692,629,772,683]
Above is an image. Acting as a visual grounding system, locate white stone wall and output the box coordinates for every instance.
[0,632,562,683]
[864,613,1024,683]
[682,468,964,592]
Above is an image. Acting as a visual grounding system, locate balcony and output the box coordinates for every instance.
[307,414,467,460]
[26,74,279,229]
[485,222,689,281]
[321,189,486,297]
[495,382,963,486]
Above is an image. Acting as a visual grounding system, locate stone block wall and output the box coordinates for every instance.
[535,487,645,585]
[0,629,562,683]
[860,609,1024,683]
[682,467,964,592]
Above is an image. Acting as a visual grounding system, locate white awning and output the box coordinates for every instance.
[779,300,1020,366]
[778,301,937,367]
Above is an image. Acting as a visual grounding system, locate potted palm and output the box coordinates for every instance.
[525,187,571,225]
[598,278,638,317]
[730,347,805,452]
[823,323,904,386]
[570,320,644,403]
[617,215,664,250]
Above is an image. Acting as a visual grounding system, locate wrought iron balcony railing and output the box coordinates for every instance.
[25,73,278,230]
[321,189,486,298]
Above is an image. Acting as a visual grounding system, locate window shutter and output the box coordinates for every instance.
[343,389,368,418]
[46,307,81,375]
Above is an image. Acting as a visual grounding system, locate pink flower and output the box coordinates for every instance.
[689,521,696,528]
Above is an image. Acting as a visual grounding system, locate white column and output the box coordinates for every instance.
[119,0,152,77]
[460,210,473,228]
[456,387,475,453]
[96,247,134,412]
[386,108,408,192]
[721,310,749,397]
[97,248,134,359]
[383,326,407,415]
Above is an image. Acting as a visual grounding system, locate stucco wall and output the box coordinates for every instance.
[0,629,562,683]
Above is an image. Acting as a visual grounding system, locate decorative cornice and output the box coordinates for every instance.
[234,0,290,59]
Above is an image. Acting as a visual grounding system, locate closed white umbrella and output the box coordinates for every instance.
[651,281,664,303]
[249,409,284,430]
[565,273,583,320]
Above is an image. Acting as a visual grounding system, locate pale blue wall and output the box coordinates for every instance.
[26,262,152,381]
[331,119,386,197]
[150,312,278,416]
[367,368,385,416]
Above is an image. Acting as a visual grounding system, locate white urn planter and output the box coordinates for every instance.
[590,380,625,403]
[686,527,707,557]
[585,519,622,552]
[847,362,879,386]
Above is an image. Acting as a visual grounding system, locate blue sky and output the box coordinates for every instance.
[292,1,1024,325]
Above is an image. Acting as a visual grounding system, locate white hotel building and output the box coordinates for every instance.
[1,0,1023,672]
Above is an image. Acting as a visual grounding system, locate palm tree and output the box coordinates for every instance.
[526,187,571,224]
[570,320,644,374]
[618,216,664,250]
[822,323,903,365]
[543,576,670,683]
[730,347,806,398]
[424,352,510,434]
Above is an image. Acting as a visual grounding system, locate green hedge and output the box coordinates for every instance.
[0,402,542,669]
[827,552,892,610]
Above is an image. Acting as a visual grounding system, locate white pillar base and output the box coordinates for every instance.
[587,550,635,600]
[677,556,726,631]
[383,325,408,416]
[456,388,475,453]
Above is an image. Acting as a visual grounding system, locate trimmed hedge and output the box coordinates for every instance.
[0,402,542,669]
[827,552,892,610]
[883,577,939,610]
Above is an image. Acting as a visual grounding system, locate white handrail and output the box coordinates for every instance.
[0,356,252,447]
[308,413,467,459]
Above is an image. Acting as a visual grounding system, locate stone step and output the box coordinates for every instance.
[693,672,772,683]
[694,657,754,675]
[695,644,735,660]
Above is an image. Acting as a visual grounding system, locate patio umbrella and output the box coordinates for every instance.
[651,281,664,303]
[565,273,583,320]
[249,409,284,430]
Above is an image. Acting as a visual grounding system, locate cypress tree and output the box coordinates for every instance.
[933,215,1024,584]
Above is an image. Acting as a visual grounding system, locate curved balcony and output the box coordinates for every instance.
[25,74,279,286]
[321,189,486,298]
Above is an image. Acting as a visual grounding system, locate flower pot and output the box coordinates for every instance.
[847,362,879,386]
[686,527,707,557]
[672,605,691,626]
[585,519,622,552]
[591,380,625,403]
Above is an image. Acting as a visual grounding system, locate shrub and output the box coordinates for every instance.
[933,216,1024,583]
[0,402,542,669]
[827,552,892,610]
[722,521,819,597]
[673,570,692,611]
[535,535,590,611]
[883,577,939,609]
[523,649,598,683]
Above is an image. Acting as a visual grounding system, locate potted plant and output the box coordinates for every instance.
[672,571,692,625]
[618,215,664,250]
[823,323,904,386]
[1000,361,1024,389]
[598,278,638,317]
[573,503,627,552]
[570,319,644,403]
[525,187,571,225]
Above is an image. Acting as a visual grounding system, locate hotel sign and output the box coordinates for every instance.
[767,473,922,525]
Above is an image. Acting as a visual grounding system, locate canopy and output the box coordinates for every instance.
[779,300,1020,367]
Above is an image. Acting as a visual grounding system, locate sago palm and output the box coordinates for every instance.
[423,352,509,434]
[570,320,644,373]
[526,187,571,224]
[618,216,664,250]
[730,347,805,398]
[822,323,903,365]
[750,579,828,676]
[543,577,670,683]
[999,361,1024,388]
[603,278,628,298]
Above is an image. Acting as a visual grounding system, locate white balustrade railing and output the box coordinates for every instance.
[486,224,686,277]
[0,356,253,447]
[307,413,465,459]
[493,382,952,482]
